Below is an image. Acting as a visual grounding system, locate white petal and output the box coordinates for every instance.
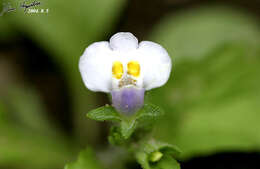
[79,42,113,93]
[109,32,138,51]
[138,41,172,90]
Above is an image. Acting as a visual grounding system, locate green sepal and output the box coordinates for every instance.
[87,105,121,122]
[108,126,124,145]
[108,119,138,145]
[120,118,138,139]
[119,103,164,140]
[87,103,164,141]
[136,103,164,121]
[136,103,164,129]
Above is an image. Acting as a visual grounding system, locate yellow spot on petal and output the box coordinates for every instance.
[127,61,140,77]
[112,61,123,79]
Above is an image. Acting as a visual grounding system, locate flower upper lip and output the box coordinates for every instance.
[79,32,172,93]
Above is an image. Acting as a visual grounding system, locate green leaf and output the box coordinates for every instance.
[151,156,180,169]
[108,126,124,145]
[136,152,181,169]
[91,103,164,141]
[149,6,260,159]
[65,148,103,169]
[120,118,137,139]
[87,105,121,122]
[136,151,150,169]
[119,103,164,140]
[136,103,164,121]
[154,143,181,158]
[135,140,181,169]
[135,103,164,130]
[142,140,181,158]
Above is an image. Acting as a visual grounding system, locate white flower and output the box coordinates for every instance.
[79,32,172,114]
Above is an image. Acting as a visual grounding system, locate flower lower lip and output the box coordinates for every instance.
[111,86,144,115]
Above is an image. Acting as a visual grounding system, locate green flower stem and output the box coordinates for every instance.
[66,103,181,169]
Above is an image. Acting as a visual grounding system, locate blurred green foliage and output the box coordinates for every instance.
[149,6,260,159]
[65,148,103,169]
[0,86,76,169]
[1,0,126,145]
[0,0,126,168]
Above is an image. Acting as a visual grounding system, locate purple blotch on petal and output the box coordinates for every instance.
[111,87,145,115]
